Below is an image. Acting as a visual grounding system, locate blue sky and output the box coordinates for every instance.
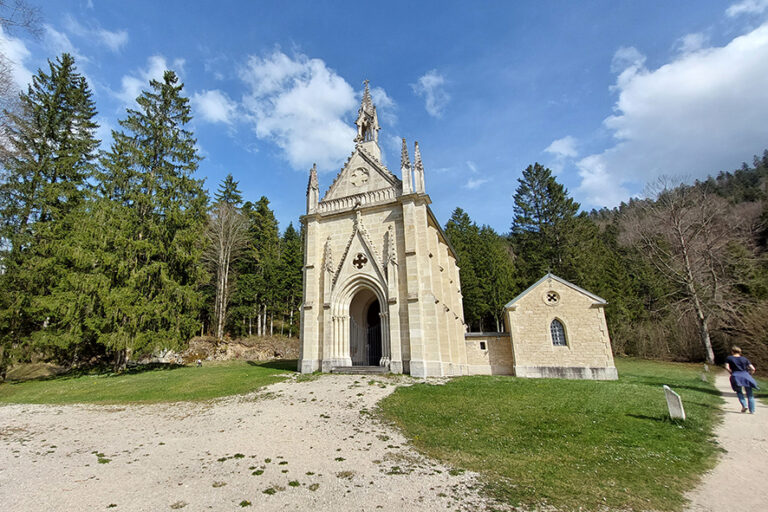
[2,0,768,233]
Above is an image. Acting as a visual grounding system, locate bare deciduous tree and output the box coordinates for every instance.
[0,1,41,36]
[0,1,41,160]
[621,178,752,364]
[203,202,249,341]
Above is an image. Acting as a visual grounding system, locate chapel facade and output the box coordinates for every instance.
[298,82,468,377]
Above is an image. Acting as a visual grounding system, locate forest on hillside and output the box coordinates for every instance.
[2,51,767,378]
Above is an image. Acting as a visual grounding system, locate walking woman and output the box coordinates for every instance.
[725,346,759,414]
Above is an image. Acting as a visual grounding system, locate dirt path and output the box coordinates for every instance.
[0,374,501,512]
[685,372,767,512]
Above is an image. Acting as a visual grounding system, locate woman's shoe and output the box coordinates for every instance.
[741,406,748,413]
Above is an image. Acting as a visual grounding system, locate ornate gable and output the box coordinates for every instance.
[321,145,401,203]
[332,208,387,290]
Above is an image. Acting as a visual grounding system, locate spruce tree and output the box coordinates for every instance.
[510,163,579,282]
[277,222,303,336]
[214,173,243,206]
[0,53,99,370]
[95,70,208,369]
[229,196,280,337]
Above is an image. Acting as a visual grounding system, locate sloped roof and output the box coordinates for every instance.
[503,273,607,309]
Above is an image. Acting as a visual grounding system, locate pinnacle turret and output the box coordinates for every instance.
[354,79,381,149]
[413,141,425,193]
[361,79,374,114]
[401,138,413,194]
[401,138,411,169]
[307,163,318,193]
[306,163,319,213]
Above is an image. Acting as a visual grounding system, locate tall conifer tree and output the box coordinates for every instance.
[0,53,99,369]
[510,163,579,281]
[95,70,208,369]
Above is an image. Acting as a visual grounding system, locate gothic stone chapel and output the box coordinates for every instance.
[299,82,618,380]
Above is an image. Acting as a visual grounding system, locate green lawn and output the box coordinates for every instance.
[378,358,723,512]
[0,360,297,404]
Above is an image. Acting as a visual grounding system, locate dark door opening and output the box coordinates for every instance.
[366,300,381,365]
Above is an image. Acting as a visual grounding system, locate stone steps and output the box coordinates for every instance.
[330,366,388,375]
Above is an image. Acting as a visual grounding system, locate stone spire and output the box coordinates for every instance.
[401,137,413,194]
[306,163,319,213]
[361,79,374,114]
[413,141,425,193]
[354,80,381,160]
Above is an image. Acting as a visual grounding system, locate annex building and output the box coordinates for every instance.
[299,83,617,380]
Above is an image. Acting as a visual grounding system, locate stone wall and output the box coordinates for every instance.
[505,275,618,380]
[464,333,514,375]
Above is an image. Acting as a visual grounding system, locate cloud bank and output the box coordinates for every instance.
[574,22,768,207]
[239,50,394,172]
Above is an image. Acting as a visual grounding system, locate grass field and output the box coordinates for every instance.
[0,359,297,404]
[378,358,723,512]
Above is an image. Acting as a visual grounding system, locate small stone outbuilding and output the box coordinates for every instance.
[502,273,618,380]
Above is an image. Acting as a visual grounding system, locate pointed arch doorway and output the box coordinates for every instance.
[349,288,382,366]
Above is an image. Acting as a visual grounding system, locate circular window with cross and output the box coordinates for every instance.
[352,253,368,269]
[543,290,560,306]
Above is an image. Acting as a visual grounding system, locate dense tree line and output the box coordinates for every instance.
[446,156,768,370]
[0,54,302,376]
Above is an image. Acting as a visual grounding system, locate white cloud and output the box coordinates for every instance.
[545,136,578,158]
[576,22,768,207]
[462,161,486,189]
[44,24,89,64]
[464,177,489,190]
[610,46,645,73]
[370,86,397,125]
[97,28,128,52]
[0,26,32,88]
[64,16,128,53]
[192,89,237,124]
[115,55,186,104]
[726,0,768,17]
[412,70,449,117]
[239,50,360,172]
[675,32,709,55]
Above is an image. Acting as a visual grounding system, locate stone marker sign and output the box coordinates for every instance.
[663,385,686,420]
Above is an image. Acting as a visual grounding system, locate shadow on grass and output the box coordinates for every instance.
[247,359,298,372]
[5,362,186,384]
[630,378,722,397]
[626,413,668,423]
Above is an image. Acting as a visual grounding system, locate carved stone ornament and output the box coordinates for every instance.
[544,290,560,306]
[324,237,334,273]
[352,253,368,269]
[350,167,369,187]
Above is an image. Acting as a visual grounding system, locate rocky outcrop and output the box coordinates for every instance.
[180,336,300,364]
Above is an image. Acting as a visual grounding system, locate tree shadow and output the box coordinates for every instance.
[4,362,186,384]
[247,359,298,372]
[626,413,667,423]
[629,379,722,397]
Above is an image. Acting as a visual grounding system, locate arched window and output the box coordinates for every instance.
[550,319,567,346]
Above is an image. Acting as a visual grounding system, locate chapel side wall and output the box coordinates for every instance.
[428,225,452,375]
[464,334,514,375]
[507,279,617,380]
[299,217,322,372]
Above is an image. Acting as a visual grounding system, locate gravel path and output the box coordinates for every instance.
[685,372,767,512]
[0,374,501,512]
